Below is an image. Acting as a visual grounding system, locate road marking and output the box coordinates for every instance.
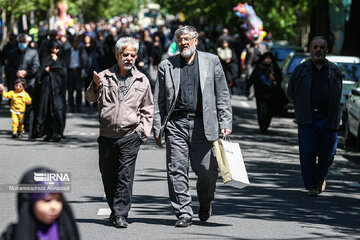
[97,208,111,216]
[345,181,360,187]
[330,170,344,176]
[65,130,79,135]
[239,101,250,108]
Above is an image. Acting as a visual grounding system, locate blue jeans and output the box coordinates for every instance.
[298,113,337,189]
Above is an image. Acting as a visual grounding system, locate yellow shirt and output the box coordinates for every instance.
[2,90,32,113]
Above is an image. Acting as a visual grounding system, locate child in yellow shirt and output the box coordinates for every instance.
[1,79,32,138]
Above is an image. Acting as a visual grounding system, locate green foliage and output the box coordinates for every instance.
[0,0,40,16]
[154,0,310,42]
[256,0,309,40]
[0,0,143,21]
[65,0,143,20]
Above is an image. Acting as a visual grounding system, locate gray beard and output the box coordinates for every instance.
[121,61,134,70]
[123,65,133,70]
[180,44,196,58]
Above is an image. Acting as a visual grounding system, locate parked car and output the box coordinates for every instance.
[280,53,360,118]
[325,55,360,120]
[270,45,305,66]
[280,52,310,110]
[345,81,360,150]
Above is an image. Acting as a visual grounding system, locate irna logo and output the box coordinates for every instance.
[34,172,71,182]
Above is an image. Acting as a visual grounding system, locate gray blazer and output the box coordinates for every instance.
[153,50,232,142]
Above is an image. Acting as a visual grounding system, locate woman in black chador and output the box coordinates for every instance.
[249,52,288,133]
[0,167,80,240]
[31,41,67,141]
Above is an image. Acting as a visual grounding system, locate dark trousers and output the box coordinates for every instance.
[298,113,337,189]
[67,69,83,110]
[97,133,141,218]
[166,116,218,219]
[255,97,273,132]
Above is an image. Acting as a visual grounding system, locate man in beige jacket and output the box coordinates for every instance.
[86,37,153,228]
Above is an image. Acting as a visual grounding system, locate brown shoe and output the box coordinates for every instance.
[307,188,320,196]
[319,179,326,193]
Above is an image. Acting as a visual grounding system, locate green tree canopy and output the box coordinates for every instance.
[155,0,310,42]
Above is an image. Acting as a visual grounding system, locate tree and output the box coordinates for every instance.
[66,0,143,22]
[307,0,331,50]
[0,0,143,49]
[154,0,310,43]
[342,0,360,56]
[0,0,45,49]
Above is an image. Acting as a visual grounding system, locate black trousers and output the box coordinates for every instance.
[255,96,274,132]
[97,133,141,218]
[67,68,83,109]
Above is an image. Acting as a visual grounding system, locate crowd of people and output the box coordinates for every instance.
[0,19,179,141]
[0,15,344,237]
[0,17,288,139]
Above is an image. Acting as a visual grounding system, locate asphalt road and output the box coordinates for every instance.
[0,95,359,240]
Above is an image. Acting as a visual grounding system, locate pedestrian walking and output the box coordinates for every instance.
[64,37,88,113]
[153,26,232,227]
[83,35,100,108]
[85,36,153,228]
[244,34,267,100]
[2,33,17,91]
[249,52,287,133]
[6,33,40,131]
[0,167,80,240]
[217,40,239,94]
[31,41,67,141]
[1,79,32,138]
[287,36,342,196]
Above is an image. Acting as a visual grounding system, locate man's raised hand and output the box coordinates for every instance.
[93,71,101,89]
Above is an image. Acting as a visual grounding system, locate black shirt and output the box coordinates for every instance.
[311,61,330,113]
[175,52,202,114]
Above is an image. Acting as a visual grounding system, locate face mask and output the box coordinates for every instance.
[18,43,28,50]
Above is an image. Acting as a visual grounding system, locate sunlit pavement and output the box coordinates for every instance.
[0,95,359,239]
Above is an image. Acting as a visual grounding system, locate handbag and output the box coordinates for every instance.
[213,138,250,188]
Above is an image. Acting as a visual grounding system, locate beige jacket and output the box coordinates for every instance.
[86,65,153,142]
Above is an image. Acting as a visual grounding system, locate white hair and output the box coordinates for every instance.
[175,26,198,40]
[115,37,139,54]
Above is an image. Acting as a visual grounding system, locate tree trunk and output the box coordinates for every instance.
[10,14,18,35]
[49,0,57,30]
[22,14,28,32]
[308,0,330,51]
[0,10,8,50]
[342,0,360,57]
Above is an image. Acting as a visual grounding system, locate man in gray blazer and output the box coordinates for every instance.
[153,26,232,227]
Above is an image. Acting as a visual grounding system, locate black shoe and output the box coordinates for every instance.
[199,203,212,222]
[175,217,192,227]
[12,133,17,138]
[108,213,115,223]
[113,216,128,228]
[53,133,62,142]
[44,135,53,142]
[260,128,268,133]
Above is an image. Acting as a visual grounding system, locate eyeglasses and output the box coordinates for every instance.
[121,52,136,58]
[312,45,326,50]
[176,37,194,44]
